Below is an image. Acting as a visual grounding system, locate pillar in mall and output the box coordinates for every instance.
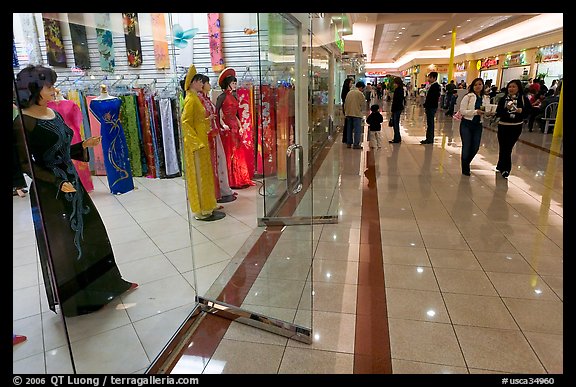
[447,27,456,83]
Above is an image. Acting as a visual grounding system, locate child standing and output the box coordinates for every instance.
[366,104,383,149]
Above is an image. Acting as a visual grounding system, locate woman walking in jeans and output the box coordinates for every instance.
[495,80,531,178]
[457,78,490,175]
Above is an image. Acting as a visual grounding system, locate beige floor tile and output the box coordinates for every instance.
[384,264,440,291]
[521,254,563,276]
[313,259,359,284]
[279,347,354,374]
[288,310,355,353]
[474,251,536,274]
[487,272,560,301]
[386,288,450,323]
[421,232,470,250]
[523,331,563,374]
[71,324,150,374]
[443,293,518,329]
[427,248,482,270]
[392,359,468,374]
[314,241,360,261]
[502,298,563,334]
[381,246,431,266]
[223,321,289,346]
[435,268,498,296]
[320,225,361,244]
[541,275,563,301]
[12,352,46,374]
[379,217,420,232]
[243,278,305,310]
[312,282,357,314]
[45,345,74,374]
[381,230,425,248]
[388,318,466,367]
[204,339,284,374]
[464,234,519,253]
[454,325,546,373]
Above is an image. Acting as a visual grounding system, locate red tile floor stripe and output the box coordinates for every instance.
[353,149,393,374]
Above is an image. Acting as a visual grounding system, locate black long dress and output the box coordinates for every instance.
[13,111,132,317]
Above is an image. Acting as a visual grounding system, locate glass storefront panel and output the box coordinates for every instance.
[13,12,197,374]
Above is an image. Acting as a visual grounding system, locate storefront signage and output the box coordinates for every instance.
[504,51,528,67]
[414,65,420,74]
[401,70,408,77]
[335,28,344,53]
[456,62,465,71]
[478,57,498,70]
[536,44,563,62]
[366,71,387,76]
[428,64,449,73]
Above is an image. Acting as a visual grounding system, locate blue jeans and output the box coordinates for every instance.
[346,116,363,146]
[425,107,437,142]
[459,118,483,173]
[392,110,402,142]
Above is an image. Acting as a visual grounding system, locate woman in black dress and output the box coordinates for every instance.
[13,65,137,317]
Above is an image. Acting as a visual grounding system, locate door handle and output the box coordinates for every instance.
[286,144,303,196]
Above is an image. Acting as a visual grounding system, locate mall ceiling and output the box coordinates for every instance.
[332,13,561,65]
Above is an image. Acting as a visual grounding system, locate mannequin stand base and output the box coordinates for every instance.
[195,210,226,222]
[217,194,237,203]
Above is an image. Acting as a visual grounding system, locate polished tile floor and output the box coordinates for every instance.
[13,97,562,374]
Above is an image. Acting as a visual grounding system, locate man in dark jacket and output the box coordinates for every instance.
[421,72,441,144]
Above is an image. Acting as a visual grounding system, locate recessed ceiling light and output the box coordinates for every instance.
[466,19,471,22]
[401,27,406,30]
[436,38,440,40]
[457,25,461,28]
[480,25,484,27]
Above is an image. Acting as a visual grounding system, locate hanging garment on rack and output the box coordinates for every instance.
[68,14,91,70]
[237,86,255,179]
[95,13,115,73]
[122,13,143,68]
[119,95,143,177]
[149,97,166,178]
[150,13,170,69]
[19,14,43,65]
[41,13,67,67]
[169,98,183,175]
[159,98,180,176]
[47,99,94,192]
[218,90,255,188]
[13,36,19,68]
[275,85,294,180]
[132,95,148,176]
[136,88,157,178]
[207,13,225,72]
[85,95,107,175]
[69,89,94,171]
[89,97,135,194]
[257,84,277,176]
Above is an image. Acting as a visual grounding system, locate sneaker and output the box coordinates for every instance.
[462,171,471,176]
[352,145,363,149]
[346,144,352,148]
[501,171,509,179]
[13,335,27,345]
[389,140,401,144]
[420,139,433,144]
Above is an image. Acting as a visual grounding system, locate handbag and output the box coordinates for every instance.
[453,110,463,120]
[388,117,393,127]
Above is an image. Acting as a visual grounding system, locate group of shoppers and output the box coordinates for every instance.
[340,71,555,180]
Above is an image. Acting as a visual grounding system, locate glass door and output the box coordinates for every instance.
[197,12,340,345]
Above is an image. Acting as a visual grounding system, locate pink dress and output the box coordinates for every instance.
[47,99,94,192]
[218,90,255,188]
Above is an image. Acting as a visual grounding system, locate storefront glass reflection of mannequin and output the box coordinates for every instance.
[181,65,225,221]
[13,65,137,317]
[89,84,134,194]
[215,67,255,189]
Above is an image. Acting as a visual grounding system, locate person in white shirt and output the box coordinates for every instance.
[456,78,490,175]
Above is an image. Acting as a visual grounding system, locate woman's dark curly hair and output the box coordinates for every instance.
[15,65,57,108]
